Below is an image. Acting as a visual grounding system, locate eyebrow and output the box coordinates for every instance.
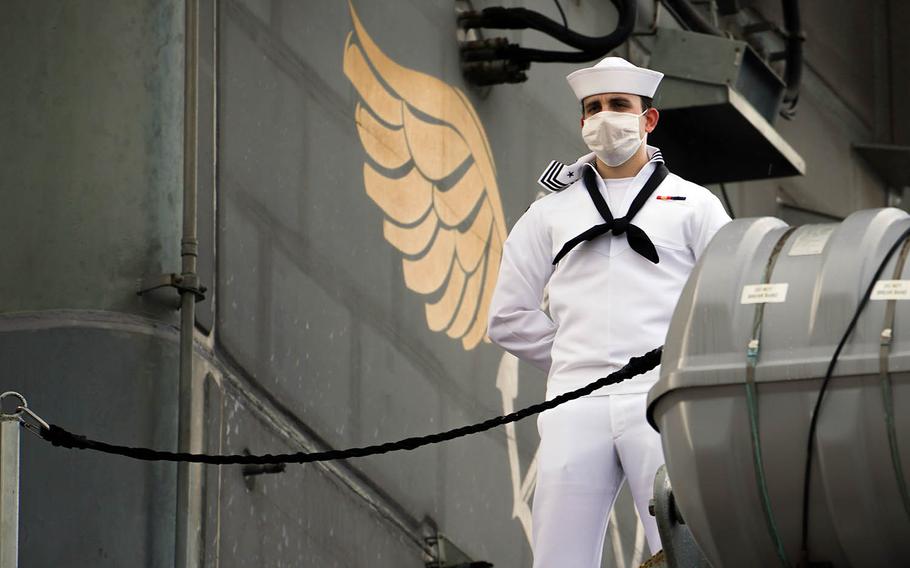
[584,97,634,114]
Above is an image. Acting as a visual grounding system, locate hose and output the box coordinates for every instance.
[459,0,637,70]
[461,1,635,56]
[780,0,804,116]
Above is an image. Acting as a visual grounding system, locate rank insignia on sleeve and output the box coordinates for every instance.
[656,195,686,201]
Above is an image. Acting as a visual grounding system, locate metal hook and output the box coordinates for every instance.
[0,391,26,419]
[17,406,50,437]
[0,392,49,437]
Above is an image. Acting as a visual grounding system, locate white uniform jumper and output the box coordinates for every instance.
[488,146,730,566]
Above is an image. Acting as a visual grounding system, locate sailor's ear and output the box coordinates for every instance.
[644,108,659,133]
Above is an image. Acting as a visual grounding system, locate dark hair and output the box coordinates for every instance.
[581,95,654,115]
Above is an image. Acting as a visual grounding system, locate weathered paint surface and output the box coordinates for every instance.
[1,0,906,567]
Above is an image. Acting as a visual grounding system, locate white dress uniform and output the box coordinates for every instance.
[487,56,731,565]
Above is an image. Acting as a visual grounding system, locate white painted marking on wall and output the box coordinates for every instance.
[496,352,535,544]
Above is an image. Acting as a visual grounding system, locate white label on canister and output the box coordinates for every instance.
[741,283,789,304]
[871,280,910,300]
[788,225,834,256]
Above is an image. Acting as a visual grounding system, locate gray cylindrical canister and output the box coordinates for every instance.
[647,208,910,567]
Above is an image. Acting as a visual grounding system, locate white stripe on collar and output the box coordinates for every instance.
[537,145,665,192]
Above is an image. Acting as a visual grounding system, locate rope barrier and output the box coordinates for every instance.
[27,347,662,465]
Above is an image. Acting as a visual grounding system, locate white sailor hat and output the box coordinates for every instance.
[566,56,664,101]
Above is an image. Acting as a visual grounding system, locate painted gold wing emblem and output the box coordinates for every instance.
[343,5,507,350]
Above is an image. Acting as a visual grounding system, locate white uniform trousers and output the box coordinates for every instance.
[531,393,664,568]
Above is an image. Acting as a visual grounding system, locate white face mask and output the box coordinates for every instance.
[581,109,648,167]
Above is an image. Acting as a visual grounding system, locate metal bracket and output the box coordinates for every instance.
[137,273,207,303]
[882,327,894,347]
[651,465,713,568]
[424,533,492,568]
[240,449,287,491]
[746,338,760,362]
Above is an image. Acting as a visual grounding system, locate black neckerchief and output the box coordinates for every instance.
[552,163,669,265]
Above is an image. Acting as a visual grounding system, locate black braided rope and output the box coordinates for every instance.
[38,347,662,465]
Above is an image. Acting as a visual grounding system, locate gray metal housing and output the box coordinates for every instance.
[648,209,910,567]
[648,27,805,185]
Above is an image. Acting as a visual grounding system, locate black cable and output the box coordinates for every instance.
[780,0,804,118]
[720,183,736,219]
[459,0,637,84]
[552,0,568,28]
[798,225,910,564]
[460,0,636,63]
[39,347,663,465]
[462,3,629,53]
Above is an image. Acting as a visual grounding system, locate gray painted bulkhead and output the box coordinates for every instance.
[2,1,184,566]
[1,0,906,567]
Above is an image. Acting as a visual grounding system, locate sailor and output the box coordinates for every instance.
[487,56,731,566]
